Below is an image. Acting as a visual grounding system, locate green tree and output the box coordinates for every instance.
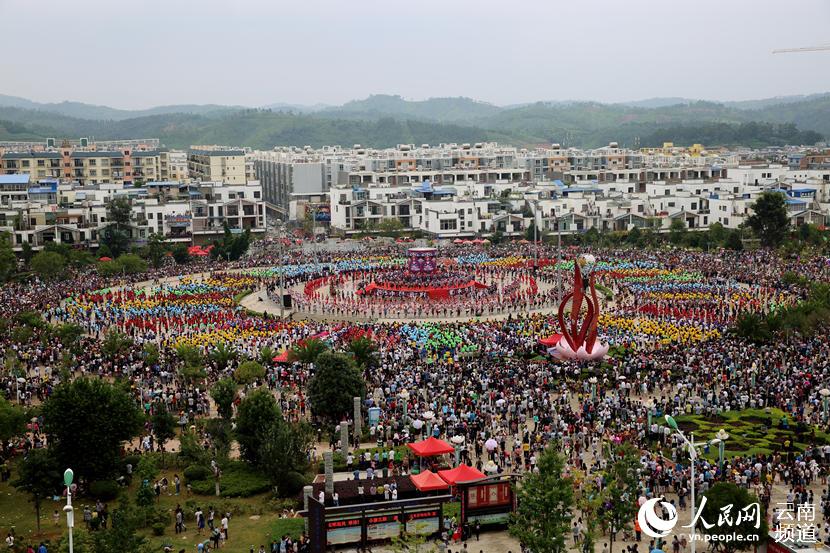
[211,223,252,261]
[708,222,726,244]
[525,222,538,242]
[234,360,265,384]
[236,388,281,465]
[12,449,61,532]
[210,341,237,371]
[668,218,687,245]
[142,343,160,367]
[42,378,143,482]
[289,337,329,365]
[258,419,314,495]
[584,227,601,245]
[0,397,27,457]
[258,346,275,368]
[30,250,66,280]
[91,499,146,553]
[210,378,238,420]
[626,226,642,246]
[599,444,641,553]
[378,217,405,234]
[725,229,744,250]
[102,329,132,360]
[732,312,771,344]
[151,404,177,462]
[509,446,574,553]
[101,196,133,257]
[204,418,233,460]
[175,343,202,366]
[144,233,167,268]
[307,352,366,424]
[747,191,790,248]
[698,483,768,552]
[54,323,84,354]
[0,232,17,282]
[171,243,190,265]
[19,242,33,266]
[346,336,379,372]
[117,253,148,274]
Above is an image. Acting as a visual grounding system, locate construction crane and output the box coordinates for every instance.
[773,44,830,54]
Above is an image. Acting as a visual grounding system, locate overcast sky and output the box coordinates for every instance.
[1,0,829,109]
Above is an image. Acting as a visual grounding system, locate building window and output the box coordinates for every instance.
[439,219,457,230]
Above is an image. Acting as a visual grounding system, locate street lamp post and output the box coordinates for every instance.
[715,429,729,473]
[666,416,723,553]
[399,390,410,422]
[820,388,830,423]
[423,411,435,438]
[556,215,562,303]
[277,222,285,319]
[450,435,465,466]
[63,469,74,553]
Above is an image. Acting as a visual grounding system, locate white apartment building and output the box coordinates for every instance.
[0,175,265,251]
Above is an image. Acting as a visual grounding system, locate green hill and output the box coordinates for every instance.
[0,93,826,149]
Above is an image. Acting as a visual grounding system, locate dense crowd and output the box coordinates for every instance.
[3,239,830,550]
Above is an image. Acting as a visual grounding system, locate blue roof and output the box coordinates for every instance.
[785,198,807,205]
[0,174,30,185]
[28,187,56,194]
[552,180,565,187]
[789,188,815,193]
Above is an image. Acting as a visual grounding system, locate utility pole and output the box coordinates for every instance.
[556,216,562,303]
[278,221,285,319]
[533,200,539,268]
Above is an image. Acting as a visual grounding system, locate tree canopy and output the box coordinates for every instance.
[42,378,143,482]
[509,445,574,553]
[307,352,366,423]
[747,191,790,248]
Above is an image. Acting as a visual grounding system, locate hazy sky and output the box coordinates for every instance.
[1,0,829,109]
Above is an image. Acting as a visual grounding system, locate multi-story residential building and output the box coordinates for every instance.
[188,148,248,185]
[0,141,190,186]
[0,175,265,251]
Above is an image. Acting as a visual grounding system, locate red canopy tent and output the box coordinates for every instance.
[98,256,112,262]
[438,464,486,485]
[539,334,563,347]
[272,349,290,363]
[410,470,450,492]
[407,436,455,457]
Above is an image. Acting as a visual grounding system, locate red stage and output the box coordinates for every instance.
[361,280,488,300]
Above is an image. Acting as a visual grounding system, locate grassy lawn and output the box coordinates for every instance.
[656,408,830,459]
[0,463,304,553]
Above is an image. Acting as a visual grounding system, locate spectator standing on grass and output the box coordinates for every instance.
[221,513,229,540]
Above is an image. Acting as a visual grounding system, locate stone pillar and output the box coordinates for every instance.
[353,397,362,445]
[340,421,349,457]
[323,451,334,495]
[303,485,313,534]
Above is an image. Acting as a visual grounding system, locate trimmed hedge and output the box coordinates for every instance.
[89,479,120,500]
[183,464,212,483]
[190,462,270,498]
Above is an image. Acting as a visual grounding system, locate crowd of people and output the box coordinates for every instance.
[3,237,830,551]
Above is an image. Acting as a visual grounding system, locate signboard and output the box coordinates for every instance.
[405,510,440,535]
[467,512,510,525]
[313,205,331,222]
[366,514,400,541]
[326,518,362,545]
[466,483,512,508]
[165,214,191,228]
